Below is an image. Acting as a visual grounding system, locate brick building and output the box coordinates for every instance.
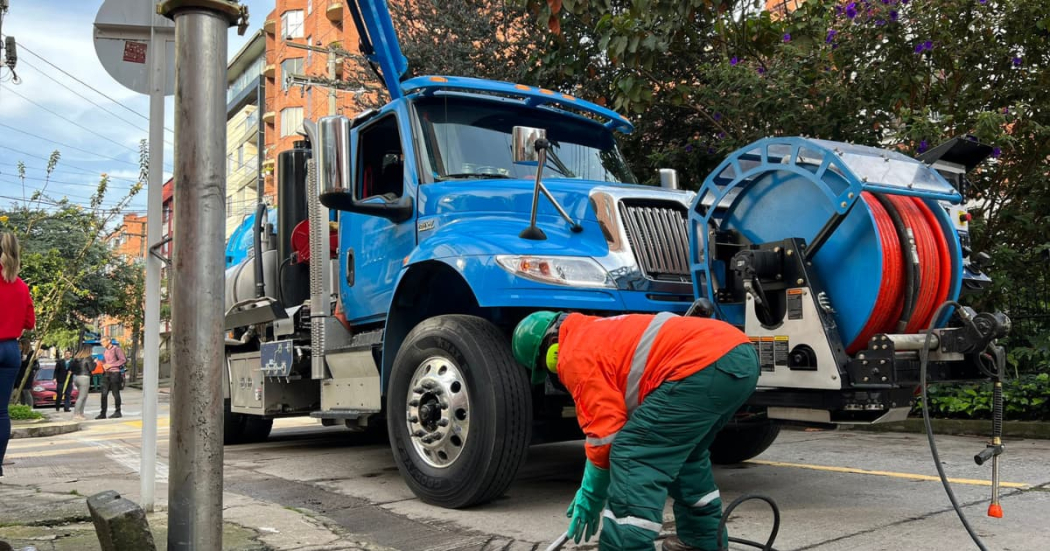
[100,213,148,344]
[261,0,369,187]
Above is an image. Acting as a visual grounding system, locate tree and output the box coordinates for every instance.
[391,0,544,84]
[524,0,1050,370]
[2,145,145,402]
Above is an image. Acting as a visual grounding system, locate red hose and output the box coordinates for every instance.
[846,194,953,353]
[891,195,941,334]
[848,193,904,353]
[912,198,952,330]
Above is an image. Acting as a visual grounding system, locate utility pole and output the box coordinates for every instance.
[327,50,336,115]
[284,41,367,115]
[156,1,245,549]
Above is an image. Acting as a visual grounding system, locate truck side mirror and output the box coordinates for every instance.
[512,126,546,165]
[313,115,413,222]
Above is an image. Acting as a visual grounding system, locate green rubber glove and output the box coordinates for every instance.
[565,461,611,543]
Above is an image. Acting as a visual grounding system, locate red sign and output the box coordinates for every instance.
[122,41,147,64]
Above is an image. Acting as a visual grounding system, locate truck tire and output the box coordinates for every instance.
[241,417,274,442]
[387,315,532,508]
[709,418,781,464]
[224,402,273,444]
[223,399,246,445]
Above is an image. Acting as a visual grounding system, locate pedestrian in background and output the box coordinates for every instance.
[54,349,74,412]
[96,338,126,419]
[0,232,36,477]
[70,344,93,420]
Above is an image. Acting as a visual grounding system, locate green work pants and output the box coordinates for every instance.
[600,344,760,551]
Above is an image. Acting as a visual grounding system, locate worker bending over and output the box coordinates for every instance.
[513,311,760,551]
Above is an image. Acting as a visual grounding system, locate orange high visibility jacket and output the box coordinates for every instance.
[557,312,750,468]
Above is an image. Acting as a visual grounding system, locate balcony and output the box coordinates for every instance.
[264,18,275,34]
[262,111,275,125]
[326,3,343,22]
[263,63,276,79]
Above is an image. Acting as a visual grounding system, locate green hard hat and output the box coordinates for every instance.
[512,311,559,385]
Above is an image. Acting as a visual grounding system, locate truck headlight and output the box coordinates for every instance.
[496,255,614,288]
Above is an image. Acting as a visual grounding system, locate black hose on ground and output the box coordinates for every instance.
[919,301,990,551]
[717,494,781,551]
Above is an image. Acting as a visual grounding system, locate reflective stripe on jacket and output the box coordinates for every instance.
[557,312,751,468]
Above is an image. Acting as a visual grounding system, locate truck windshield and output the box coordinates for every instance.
[415,96,637,184]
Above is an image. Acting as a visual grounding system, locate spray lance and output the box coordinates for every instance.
[969,314,1011,519]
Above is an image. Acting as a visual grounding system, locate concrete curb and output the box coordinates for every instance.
[842,418,1050,439]
[11,420,81,439]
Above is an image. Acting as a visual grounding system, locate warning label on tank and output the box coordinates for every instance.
[751,336,789,371]
[774,336,789,366]
[787,288,804,320]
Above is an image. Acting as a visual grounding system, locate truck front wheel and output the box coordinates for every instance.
[387,315,532,508]
[709,413,781,464]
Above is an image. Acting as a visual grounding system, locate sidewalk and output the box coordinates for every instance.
[1,389,391,551]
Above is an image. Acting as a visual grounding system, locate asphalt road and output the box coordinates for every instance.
[5,388,1049,550]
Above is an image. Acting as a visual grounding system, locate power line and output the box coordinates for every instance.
[0,160,142,185]
[1,83,147,157]
[0,171,141,191]
[0,121,140,167]
[15,57,174,147]
[0,150,143,185]
[13,39,176,135]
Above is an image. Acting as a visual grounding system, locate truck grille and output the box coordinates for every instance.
[619,201,691,281]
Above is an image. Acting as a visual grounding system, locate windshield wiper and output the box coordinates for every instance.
[545,148,576,178]
[438,173,512,180]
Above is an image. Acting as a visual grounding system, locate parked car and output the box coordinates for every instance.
[28,359,80,409]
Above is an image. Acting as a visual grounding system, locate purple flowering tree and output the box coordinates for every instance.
[520,0,1049,369]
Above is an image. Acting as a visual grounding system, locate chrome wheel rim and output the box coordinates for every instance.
[405,356,471,469]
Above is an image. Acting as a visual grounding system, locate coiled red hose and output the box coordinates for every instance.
[846,194,953,353]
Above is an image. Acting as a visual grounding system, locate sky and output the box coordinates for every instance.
[0,0,272,214]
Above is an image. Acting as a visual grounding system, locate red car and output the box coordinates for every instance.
[29,360,80,408]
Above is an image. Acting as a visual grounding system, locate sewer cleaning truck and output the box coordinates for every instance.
[220,0,1008,508]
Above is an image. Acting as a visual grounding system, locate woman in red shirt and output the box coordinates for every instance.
[1,232,36,477]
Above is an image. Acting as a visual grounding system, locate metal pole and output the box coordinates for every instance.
[139,10,166,513]
[166,7,227,550]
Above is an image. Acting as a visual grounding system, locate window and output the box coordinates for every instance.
[280,107,304,137]
[415,97,636,184]
[281,57,304,91]
[306,36,312,63]
[307,0,312,15]
[356,116,404,200]
[281,10,304,39]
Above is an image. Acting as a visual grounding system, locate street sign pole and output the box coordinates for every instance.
[140,14,166,513]
[93,0,174,515]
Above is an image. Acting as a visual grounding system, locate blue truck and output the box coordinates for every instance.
[221,0,1003,508]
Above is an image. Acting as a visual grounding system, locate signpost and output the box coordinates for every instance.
[93,0,174,513]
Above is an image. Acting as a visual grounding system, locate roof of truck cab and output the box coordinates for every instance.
[400,75,634,134]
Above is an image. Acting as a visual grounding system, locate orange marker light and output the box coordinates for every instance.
[429,76,448,83]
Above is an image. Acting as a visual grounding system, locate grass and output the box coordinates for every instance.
[9,404,43,421]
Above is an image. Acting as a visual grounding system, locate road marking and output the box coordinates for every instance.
[747,459,1029,488]
[7,446,102,459]
[76,435,169,483]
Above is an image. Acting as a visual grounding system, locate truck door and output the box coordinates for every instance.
[338,110,417,324]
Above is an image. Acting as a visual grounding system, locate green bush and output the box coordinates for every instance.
[8,404,44,421]
[919,373,1050,421]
